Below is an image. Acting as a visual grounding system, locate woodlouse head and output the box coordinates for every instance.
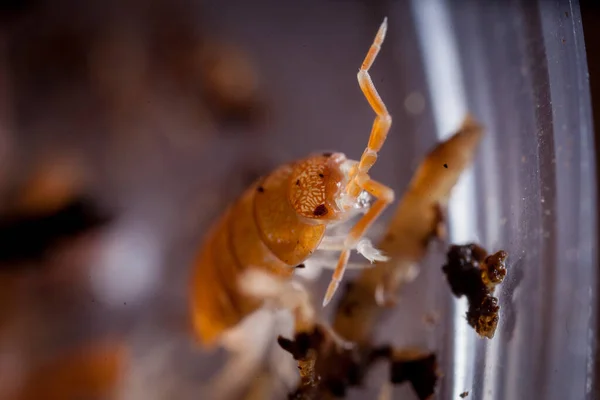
[288,153,347,223]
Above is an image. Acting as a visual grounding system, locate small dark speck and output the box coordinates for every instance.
[460,391,469,398]
[296,240,300,244]
[342,300,359,317]
[257,186,265,193]
[322,152,332,157]
[562,38,566,44]
[296,179,300,186]
[124,302,127,305]
[313,204,328,216]
[296,263,305,269]
[443,164,448,169]
[565,11,569,17]
[319,173,324,178]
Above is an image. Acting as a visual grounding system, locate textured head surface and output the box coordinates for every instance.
[287,153,347,222]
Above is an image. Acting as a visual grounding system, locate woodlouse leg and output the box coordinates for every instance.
[238,268,315,332]
[317,235,347,250]
[295,255,370,284]
[322,261,372,270]
[323,174,395,306]
[304,255,373,272]
[346,17,392,198]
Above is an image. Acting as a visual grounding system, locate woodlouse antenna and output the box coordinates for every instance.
[345,17,391,199]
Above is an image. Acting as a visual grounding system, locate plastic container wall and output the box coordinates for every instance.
[408,0,597,399]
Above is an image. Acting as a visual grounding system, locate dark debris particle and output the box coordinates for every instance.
[467,296,499,337]
[326,380,347,398]
[318,173,324,178]
[442,244,487,298]
[390,353,439,400]
[443,163,448,169]
[565,11,569,17]
[295,263,305,269]
[368,345,393,363]
[341,299,359,317]
[279,325,364,396]
[482,250,508,287]
[460,391,469,398]
[442,243,508,339]
[257,186,265,193]
[296,179,300,186]
[322,152,332,157]
[277,336,296,357]
[0,196,112,268]
[313,204,328,217]
[277,327,326,361]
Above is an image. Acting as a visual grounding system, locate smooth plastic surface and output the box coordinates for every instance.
[406,0,597,399]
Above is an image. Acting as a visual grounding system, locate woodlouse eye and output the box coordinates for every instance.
[313,204,328,217]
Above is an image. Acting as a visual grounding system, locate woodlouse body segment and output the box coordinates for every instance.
[253,163,327,265]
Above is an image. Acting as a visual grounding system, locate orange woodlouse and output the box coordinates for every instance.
[191,18,395,347]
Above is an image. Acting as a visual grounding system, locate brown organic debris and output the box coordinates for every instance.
[441,243,508,339]
[278,326,439,400]
[389,349,439,400]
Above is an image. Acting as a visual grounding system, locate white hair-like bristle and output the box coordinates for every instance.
[356,238,390,263]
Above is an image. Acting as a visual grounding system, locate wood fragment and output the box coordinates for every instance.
[332,114,484,346]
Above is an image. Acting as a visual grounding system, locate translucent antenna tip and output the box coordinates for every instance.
[322,280,339,307]
[380,17,388,35]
